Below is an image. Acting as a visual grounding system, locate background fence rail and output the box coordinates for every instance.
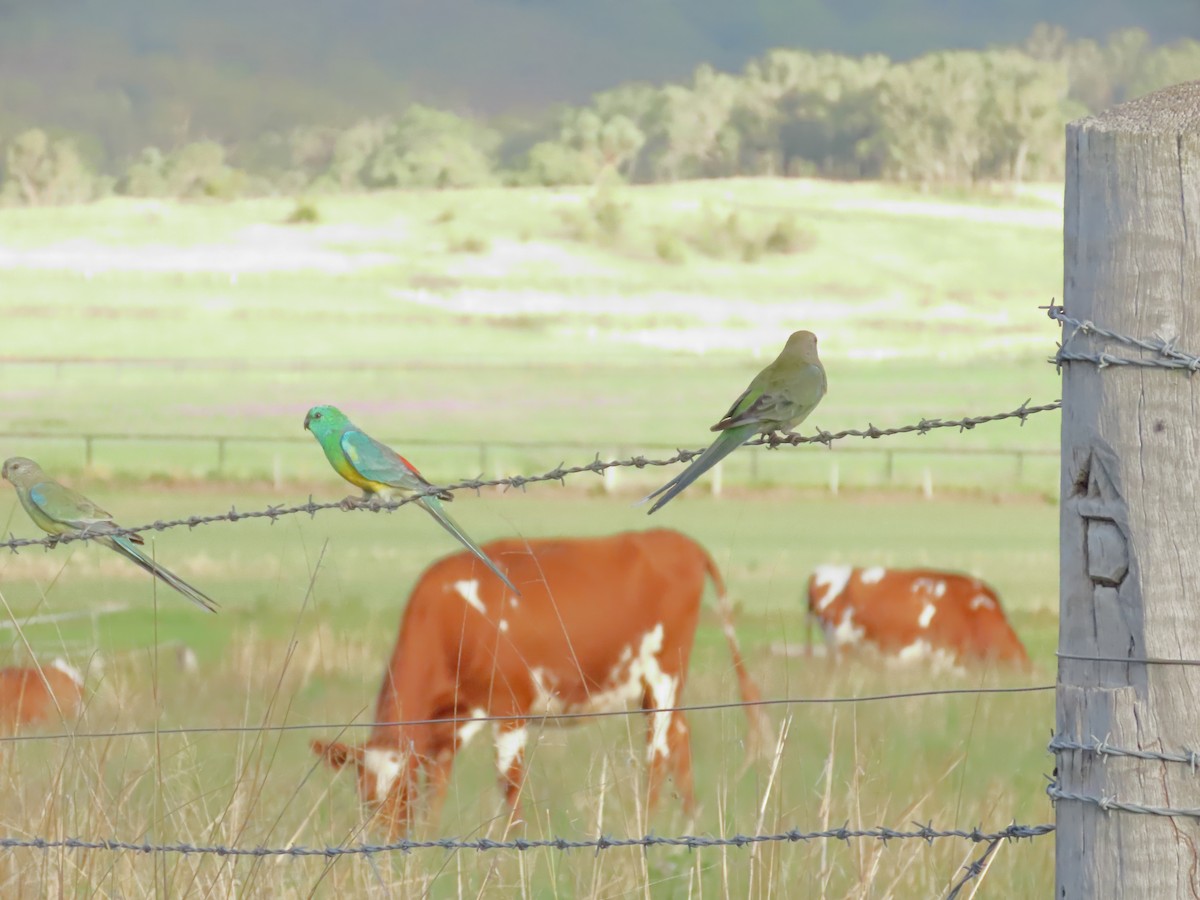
[0,430,1059,492]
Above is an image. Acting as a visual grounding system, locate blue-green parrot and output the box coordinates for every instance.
[303,405,520,596]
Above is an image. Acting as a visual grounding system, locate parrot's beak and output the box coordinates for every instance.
[302,412,312,432]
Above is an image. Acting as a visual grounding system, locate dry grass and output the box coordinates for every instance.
[0,625,1054,897]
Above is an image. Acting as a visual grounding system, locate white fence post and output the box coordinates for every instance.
[1055,81,1200,898]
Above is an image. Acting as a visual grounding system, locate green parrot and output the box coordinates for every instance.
[641,330,827,514]
[303,405,521,596]
[1,457,218,613]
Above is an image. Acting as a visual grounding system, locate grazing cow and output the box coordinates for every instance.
[805,565,1028,668]
[0,658,84,732]
[313,529,769,835]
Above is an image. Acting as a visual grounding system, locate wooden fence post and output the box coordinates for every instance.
[1056,81,1200,897]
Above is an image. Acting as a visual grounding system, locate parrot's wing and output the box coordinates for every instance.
[711,390,793,432]
[340,430,438,493]
[711,364,826,432]
[29,481,115,530]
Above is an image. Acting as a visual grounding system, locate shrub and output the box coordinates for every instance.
[763,217,817,254]
[285,199,321,224]
[448,233,490,254]
[655,233,687,264]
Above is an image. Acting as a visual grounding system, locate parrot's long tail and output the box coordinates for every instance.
[101,536,219,613]
[639,426,755,515]
[417,497,522,597]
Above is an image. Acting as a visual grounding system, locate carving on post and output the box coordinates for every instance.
[1064,440,1142,673]
[1076,444,1131,587]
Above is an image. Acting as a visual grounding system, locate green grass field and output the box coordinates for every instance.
[0,178,1064,895]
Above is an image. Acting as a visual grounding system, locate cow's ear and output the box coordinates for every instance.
[312,740,360,770]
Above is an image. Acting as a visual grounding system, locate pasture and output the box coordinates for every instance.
[0,178,1064,895]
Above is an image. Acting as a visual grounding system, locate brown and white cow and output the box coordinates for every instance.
[313,529,769,835]
[805,565,1028,668]
[0,658,84,732]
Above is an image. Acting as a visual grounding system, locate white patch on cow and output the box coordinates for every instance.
[456,708,489,748]
[830,608,865,646]
[812,565,854,611]
[646,671,679,762]
[528,624,673,750]
[452,579,487,615]
[509,597,519,609]
[495,726,528,776]
[499,619,509,632]
[363,748,405,800]
[859,566,886,584]
[911,578,948,599]
[50,658,83,687]
[897,639,932,662]
[918,602,937,629]
[892,640,964,675]
[970,593,996,610]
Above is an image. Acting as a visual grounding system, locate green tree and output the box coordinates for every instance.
[0,129,95,205]
[977,51,1074,183]
[655,65,741,180]
[737,49,889,178]
[1129,40,1200,99]
[364,105,497,189]
[120,146,169,196]
[870,52,991,185]
[324,118,389,190]
[521,108,647,185]
[163,140,244,198]
[591,83,668,182]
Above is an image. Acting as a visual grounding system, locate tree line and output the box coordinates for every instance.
[2,25,1198,205]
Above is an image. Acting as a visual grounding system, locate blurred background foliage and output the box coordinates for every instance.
[0,14,1197,204]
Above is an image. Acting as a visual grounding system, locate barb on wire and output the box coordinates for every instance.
[945,839,1003,900]
[0,684,1054,745]
[1045,303,1200,372]
[1049,735,1200,771]
[1047,781,1200,820]
[0,399,1062,553]
[0,821,1055,859]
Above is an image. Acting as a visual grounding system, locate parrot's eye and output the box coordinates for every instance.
[313,412,322,419]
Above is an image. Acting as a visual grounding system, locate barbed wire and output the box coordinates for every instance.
[0,684,1053,745]
[1057,651,1200,667]
[751,399,1058,449]
[1047,781,1200,820]
[1046,303,1200,371]
[1049,735,1200,771]
[0,821,1055,859]
[0,398,1061,552]
[945,838,1004,900]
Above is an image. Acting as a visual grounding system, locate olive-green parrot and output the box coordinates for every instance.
[642,330,827,514]
[2,456,218,612]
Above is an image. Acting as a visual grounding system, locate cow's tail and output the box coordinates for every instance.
[702,551,773,765]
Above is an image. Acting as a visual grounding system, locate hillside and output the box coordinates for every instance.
[0,0,1193,162]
